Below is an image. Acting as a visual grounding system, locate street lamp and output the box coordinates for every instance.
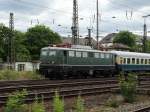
[142,14,150,53]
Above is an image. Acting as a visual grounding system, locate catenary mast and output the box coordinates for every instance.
[71,0,79,45]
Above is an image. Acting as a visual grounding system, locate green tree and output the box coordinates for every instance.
[113,31,137,50]
[0,24,11,62]
[146,40,150,53]
[14,31,31,61]
[25,25,62,60]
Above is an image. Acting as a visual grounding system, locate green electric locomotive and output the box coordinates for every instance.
[39,45,116,79]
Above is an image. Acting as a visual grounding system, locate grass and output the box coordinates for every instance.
[0,69,44,80]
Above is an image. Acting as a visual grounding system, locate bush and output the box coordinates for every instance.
[19,71,44,80]
[0,69,19,80]
[0,69,44,80]
[120,73,137,103]
[106,96,119,108]
[31,95,45,112]
[4,89,28,112]
[75,95,84,112]
[53,91,64,112]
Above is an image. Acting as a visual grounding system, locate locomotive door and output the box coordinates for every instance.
[63,51,68,64]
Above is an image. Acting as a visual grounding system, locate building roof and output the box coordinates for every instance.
[106,43,130,50]
[62,37,97,46]
[100,33,117,44]
[100,33,150,44]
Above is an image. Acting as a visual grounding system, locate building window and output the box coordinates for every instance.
[69,51,75,57]
[49,51,56,56]
[82,52,88,58]
[94,53,99,58]
[18,64,25,71]
[76,52,82,57]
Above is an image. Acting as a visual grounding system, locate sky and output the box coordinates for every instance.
[1,0,150,39]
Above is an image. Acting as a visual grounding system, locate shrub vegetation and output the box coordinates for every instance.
[0,69,44,80]
[119,73,137,103]
[4,89,28,112]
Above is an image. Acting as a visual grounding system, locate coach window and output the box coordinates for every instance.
[149,59,150,64]
[76,52,82,57]
[120,57,123,64]
[132,58,135,64]
[94,53,99,58]
[82,52,88,58]
[49,51,56,56]
[141,59,144,64]
[137,59,140,64]
[145,59,148,64]
[123,58,126,64]
[69,51,75,57]
[127,58,130,64]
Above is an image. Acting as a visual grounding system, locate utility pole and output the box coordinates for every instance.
[143,18,147,53]
[88,28,92,47]
[142,15,150,53]
[9,12,15,69]
[96,0,99,49]
[71,0,79,45]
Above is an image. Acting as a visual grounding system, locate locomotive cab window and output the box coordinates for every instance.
[41,50,48,56]
[69,51,75,57]
[49,51,56,56]
[76,51,82,57]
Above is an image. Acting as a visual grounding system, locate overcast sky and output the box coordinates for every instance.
[1,0,150,39]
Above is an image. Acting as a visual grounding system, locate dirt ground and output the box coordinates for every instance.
[1,93,150,112]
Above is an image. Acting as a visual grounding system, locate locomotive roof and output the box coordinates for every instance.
[110,51,150,58]
[42,47,111,53]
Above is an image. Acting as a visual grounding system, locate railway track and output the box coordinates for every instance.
[0,76,150,107]
[134,106,150,112]
[0,78,118,106]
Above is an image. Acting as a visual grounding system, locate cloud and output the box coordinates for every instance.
[0,0,150,37]
[0,0,51,15]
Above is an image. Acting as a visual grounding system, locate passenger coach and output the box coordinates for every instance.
[111,51,150,73]
[39,45,116,79]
